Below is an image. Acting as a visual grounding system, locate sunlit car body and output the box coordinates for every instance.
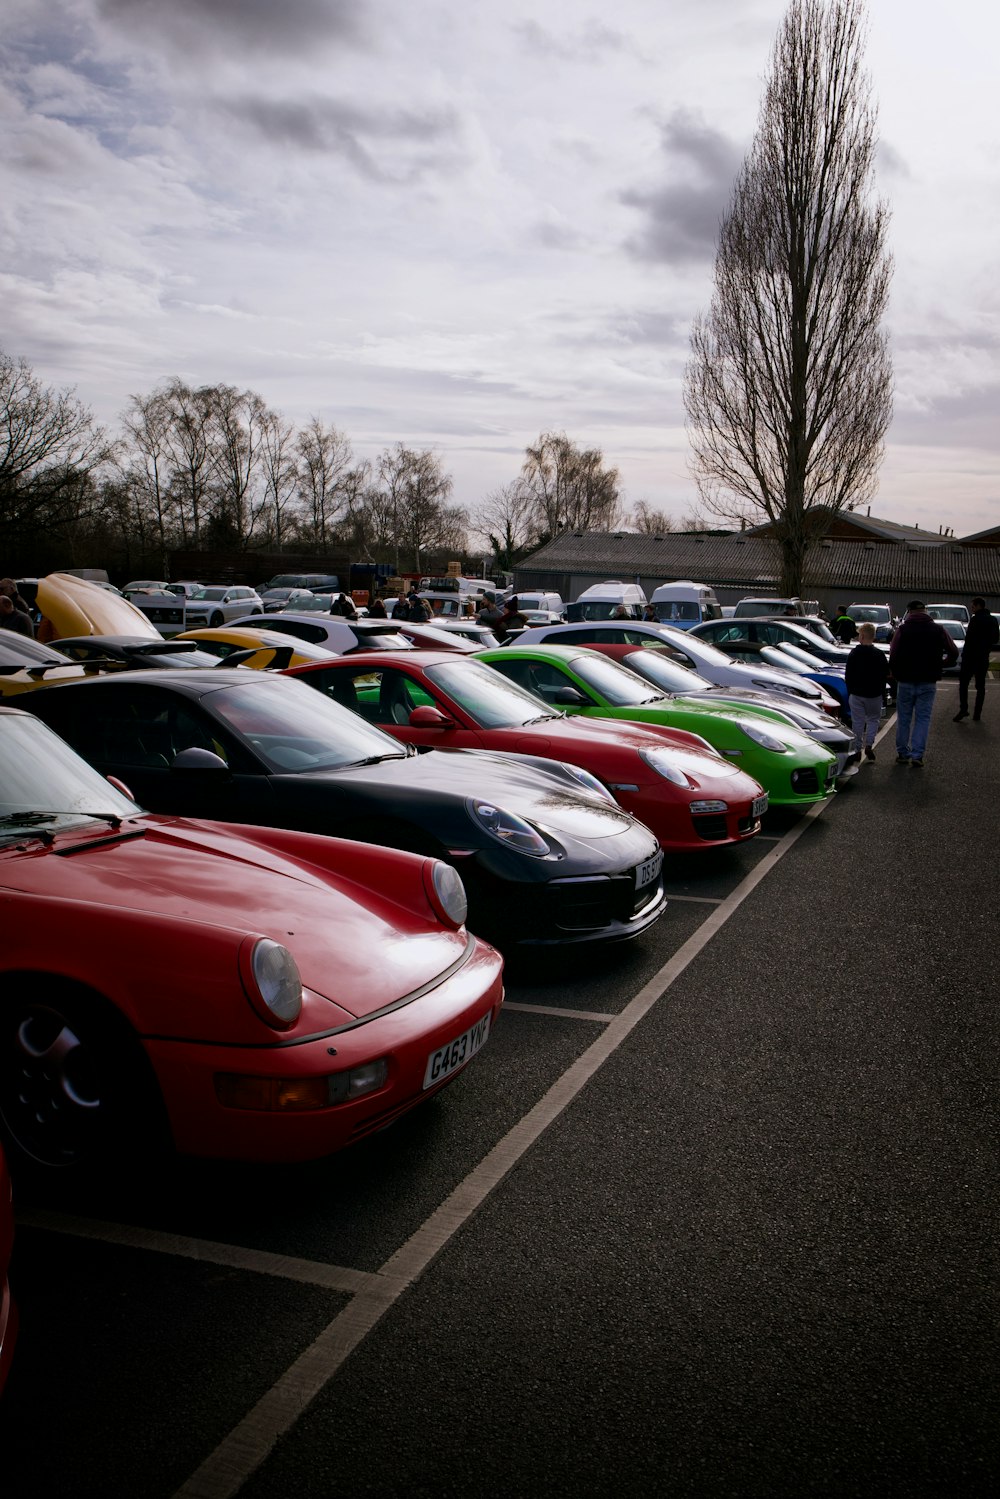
[0,1140,16,1393]
[572,642,853,771]
[227,612,420,654]
[260,587,317,613]
[478,644,839,806]
[182,585,265,628]
[177,626,336,670]
[0,703,503,1173]
[512,620,840,714]
[938,619,966,673]
[391,622,481,653]
[38,573,163,641]
[759,643,850,712]
[25,673,666,949]
[926,603,970,625]
[285,651,769,851]
[691,616,854,666]
[0,634,93,698]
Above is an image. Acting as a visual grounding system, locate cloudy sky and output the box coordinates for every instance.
[2,0,998,537]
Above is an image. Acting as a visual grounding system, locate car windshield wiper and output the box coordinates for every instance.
[524,712,563,725]
[345,752,407,767]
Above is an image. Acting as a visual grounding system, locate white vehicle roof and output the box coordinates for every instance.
[574,580,647,603]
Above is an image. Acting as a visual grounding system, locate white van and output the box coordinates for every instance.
[513,590,565,616]
[649,580,722,630]
[565,581,647,622]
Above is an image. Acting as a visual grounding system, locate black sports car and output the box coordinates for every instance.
[52,635,240,670]
[26,671,666,950]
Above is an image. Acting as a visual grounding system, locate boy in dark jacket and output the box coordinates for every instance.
[845,622,889,762]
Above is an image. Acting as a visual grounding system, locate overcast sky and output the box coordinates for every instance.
[2,0,997,538]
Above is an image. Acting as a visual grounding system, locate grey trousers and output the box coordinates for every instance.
[849,693,882,753]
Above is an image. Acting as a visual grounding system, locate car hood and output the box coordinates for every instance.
[330,746,639,841]
[689,686,838,730]
[1,819,465,1020]
[37,573,162,640]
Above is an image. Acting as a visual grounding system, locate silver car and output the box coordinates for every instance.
[183,585,265,627]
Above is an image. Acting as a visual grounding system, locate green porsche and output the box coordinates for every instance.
[477,643,839,807]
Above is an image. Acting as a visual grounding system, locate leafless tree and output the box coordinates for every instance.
[0,350,110,546]
[472,481,538,569]
[119,387,176,566]
[295,418,357,546]
[628,500,674,535]
[684,0,892,596]
[258,409,301,548]
[377,444,461,574]
[521,432,621,537]
[160,379,215,547]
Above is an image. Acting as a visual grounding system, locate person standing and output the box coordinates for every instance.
[495,596,527,642]
[832,606,857,643]
[889,600,958,767]
[954,597,999,723]
[329,591,357,618]
[844,621,889,763]
[0,595,34,636]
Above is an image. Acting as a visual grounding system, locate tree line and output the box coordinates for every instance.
[0,351,672,580]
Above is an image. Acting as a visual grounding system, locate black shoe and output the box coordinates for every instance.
[911,758,924,768]
[895,754,910,764]
[973,714,982,722]
[846,751,861,766]
[954,710,969,722]
[864,746,876,762]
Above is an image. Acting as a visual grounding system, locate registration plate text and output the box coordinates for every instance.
[751,793,769,818]
[423,1011,491,1089]
[635,849,664,890]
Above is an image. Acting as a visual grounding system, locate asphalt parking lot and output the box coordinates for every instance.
[2,681,998,1498]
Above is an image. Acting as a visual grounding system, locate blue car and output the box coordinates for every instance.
[760,643,850,716]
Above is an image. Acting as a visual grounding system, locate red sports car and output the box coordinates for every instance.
[0,1141,16,1393]
[0,705,503,1174]
[284,652,768,851]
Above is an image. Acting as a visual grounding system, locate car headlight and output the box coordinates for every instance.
[737,720,788,753]
[638,747,692,787]
[423,860,469,928]
[241,937,303,1029]
[557,763,617,804]
[471,801,551,856]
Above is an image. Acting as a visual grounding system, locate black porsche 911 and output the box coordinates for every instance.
[25,671,666,951]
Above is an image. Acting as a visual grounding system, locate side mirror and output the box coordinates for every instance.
[170,747,229,773]
[106,774,136,801]
[408,705,455,729]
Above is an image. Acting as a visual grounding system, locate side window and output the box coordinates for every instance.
[552,627,599,644]
[756,624,780,645]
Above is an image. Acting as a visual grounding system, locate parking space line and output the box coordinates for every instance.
[503,1002,616,1022]
[17,1208,377,1295]
[173,787,837,1499]
[661,893,724,904]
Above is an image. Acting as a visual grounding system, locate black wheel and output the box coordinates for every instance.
[0,989,164,1175]
[210,611,225,627]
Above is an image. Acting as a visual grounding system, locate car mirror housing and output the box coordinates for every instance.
[408,706,455,729]
[170,747,230,773]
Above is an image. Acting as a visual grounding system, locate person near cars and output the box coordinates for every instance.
[329,591,358,618]
[642,603,658,622]
[367,595,387,618]
[404,593,432,622]
[477,597,505,631]
[495,596,528,642]
[889,600,959,767]
[832,606,857,643]
[954,596,1000,723]
[0,594,34,637]
[844,621,889,763]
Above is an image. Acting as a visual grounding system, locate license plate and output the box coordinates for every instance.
[423,1011,491,1090]
[635,849,664,890]
[751,793,769,818]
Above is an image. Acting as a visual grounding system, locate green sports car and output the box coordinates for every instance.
[478,643,839,807]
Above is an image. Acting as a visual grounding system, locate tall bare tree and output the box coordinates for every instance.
[684,0,892,596]
[628,500,674,536]
[474,480,538,570]
[259,409,301,548]
[521,432,621,537]
[295,418,356,547]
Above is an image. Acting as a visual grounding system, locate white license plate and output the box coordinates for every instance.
[423,1011,491,1090]
[635,849,664,890]
[751,793,769,818]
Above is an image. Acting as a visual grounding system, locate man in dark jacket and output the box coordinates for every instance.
[832,606,857,643]
[954,596,1000,722]
[889,601,959,766]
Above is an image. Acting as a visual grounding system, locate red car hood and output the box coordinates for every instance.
[1,818,465,1021]
[498,709,718,760]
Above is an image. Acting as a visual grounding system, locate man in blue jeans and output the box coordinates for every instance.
[889,601,958,767]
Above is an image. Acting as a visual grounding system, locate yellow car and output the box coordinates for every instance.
[37,572,162,640]
[176,626,335,670]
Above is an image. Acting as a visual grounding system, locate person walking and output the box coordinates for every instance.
[832,606,857,644]
[844,621,889,763]
[889,600,958,767]
[954,596,999,723]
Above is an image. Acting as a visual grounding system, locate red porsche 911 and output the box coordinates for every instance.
[284,652,769,851]
[0,706,503,1176]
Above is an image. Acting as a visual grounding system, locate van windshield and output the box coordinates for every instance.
[654,601,699,622]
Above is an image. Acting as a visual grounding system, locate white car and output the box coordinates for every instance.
[183,585,265,627]
[510,620,839,711]
[226,612,417,654]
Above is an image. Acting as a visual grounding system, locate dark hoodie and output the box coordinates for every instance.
[889,610,958,683]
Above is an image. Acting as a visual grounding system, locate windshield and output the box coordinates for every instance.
[569,654,664,707]
[0,636,71,671]
[212,678,408,772]
[425,658,559,728]
[849,606,890,624]
[775,641,831,671]
[654,601,699,622]
[0,714,141,838]
[622,651,710,693]
[190,587,227,601]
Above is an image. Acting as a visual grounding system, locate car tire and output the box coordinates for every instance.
[0,985,168,1178]
[210,612,225,627]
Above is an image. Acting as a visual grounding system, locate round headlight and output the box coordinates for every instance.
[471,801,550,856]
[246,938,303,1029]
[424,860,469,929]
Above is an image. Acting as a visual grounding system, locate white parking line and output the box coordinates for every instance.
[173,784,840,1499]
[503,1002,617,1022]
[17,1208,377,1295]
[662,892,724,903]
